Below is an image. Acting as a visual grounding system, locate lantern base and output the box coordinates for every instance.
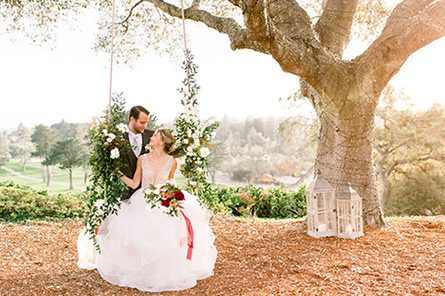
[308,230,336,238]
[336,231,363,240]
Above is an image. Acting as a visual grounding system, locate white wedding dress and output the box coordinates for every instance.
[77,155,217,292]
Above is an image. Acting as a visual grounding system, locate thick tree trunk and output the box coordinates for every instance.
[69,169,73,190]
[314,96,385,226]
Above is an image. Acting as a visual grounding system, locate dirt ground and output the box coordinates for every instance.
[1,216,445,295]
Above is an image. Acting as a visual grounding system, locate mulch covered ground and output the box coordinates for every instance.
[1,216,445,295]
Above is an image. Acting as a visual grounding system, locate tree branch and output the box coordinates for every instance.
[315,0,358,55]
[121,0,145,33]
[140,0,265,52]
[240,0,341,92]
[356,0,445,96]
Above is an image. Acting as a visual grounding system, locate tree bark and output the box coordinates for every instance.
[42,165,46,183]
[69,168,73,190]
[313,91,384,225]
[45,165,52,187]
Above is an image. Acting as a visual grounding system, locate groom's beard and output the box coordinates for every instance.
[129,125,144,134]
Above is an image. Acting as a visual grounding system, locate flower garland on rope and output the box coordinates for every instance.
[84,93,130,251]
[173,50,219,197]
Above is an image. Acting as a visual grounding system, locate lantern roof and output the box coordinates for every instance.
[307,174,334,192]
[338,183,361,200]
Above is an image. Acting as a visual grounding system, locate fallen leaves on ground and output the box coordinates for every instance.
[1,216,445,295]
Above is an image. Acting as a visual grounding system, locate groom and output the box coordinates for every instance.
[120,105,154,200]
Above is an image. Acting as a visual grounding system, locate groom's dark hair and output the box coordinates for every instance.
[129,106,150,120]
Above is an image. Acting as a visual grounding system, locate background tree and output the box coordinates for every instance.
[47,138,84,190]
[385,166,445,216]
[0,0,88,45]
[0,131,11,166]
[374,98,445,209]
[31,124,57,185]
[207,141,229,184]
[8,123,33,170]
[50,120,81,139]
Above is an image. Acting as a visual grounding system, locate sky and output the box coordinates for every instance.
[0,7,444,130]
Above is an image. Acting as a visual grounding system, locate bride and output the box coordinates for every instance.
[77,128,217,292]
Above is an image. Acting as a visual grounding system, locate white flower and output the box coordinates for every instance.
[166,179,177,187]
[187,130,192,137]
[183,138,189,145]
[94,199,104,215]
[153,188,160,195]
[189,181,197,187]
[102,129,108,135]
[116,123,127,133]
[110,148,120,159]
[192,140,200,149]
[197,167,204,173]
[144,188,153,195]
[94,199,104,208]
[199,147,210,157]
[106,133,116,143]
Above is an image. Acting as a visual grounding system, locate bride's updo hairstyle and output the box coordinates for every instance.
[157,128,176,155]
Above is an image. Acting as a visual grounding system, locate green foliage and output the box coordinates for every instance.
[47,138,85,170]
[200,184,307,219]
[173,50,219,195]
[231,168,252,182]
[31,124,57,159]
[8,123,33,168]
[0,181,85,223]
[83,93,131,250]
[0,132,11,166]
[385,169,445,217]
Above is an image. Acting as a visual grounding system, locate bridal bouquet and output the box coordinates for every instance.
[144,180,185,217]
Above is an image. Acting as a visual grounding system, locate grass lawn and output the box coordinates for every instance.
[0,160,189,194]
[0,160,86,194]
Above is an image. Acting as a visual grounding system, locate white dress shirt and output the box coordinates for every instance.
[128,129,143,157]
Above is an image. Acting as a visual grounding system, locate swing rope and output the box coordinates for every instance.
[108,0,117,121]
[180,0,188,54]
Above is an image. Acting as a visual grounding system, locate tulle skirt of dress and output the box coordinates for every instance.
[77,189,217,292]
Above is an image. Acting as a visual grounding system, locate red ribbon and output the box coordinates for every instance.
[180,210,194,260]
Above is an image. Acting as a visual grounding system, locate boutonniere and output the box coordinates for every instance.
[144,143,151,152]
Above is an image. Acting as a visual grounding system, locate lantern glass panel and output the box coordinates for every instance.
[316,193,324,209]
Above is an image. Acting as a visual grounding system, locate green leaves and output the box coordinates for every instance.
[83,93,130,251]
[173,50,219,197]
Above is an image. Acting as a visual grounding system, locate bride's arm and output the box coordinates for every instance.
[119,157,143,189]
[168,158,178,180]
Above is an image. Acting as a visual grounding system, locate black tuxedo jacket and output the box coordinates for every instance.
[120,129,154,200]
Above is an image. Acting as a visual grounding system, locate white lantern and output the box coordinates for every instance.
[306,174,336,238]
[336,183,363,239]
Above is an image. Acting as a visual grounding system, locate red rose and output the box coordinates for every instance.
[161,199,170,207]
[173,190,185,201]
